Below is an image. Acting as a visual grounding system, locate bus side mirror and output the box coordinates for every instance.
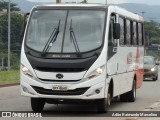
[113,23,120,39]
[21,13,30,37]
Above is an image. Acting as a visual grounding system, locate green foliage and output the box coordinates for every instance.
[80,0,88,3]
[0,1,23,70]
[0,70,20,84]
[0,13,23,70]
[0,13,24,51]
[0,52,19,70]
[10,52,20,70]
[146,50,160,60]
[144,20,160,44]
[0,1,20,11]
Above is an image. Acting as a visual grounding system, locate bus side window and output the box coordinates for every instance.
[108,14,117,60]
[133,22,137,45]
[119,17,125,45]
[136,22,139,45]
[108,15,117,46]
[138,23,143,46]
[126,19,131,45]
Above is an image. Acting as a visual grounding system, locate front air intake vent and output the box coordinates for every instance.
[39,78,81,82]
[36,67,85,72]
[32,86,89,95]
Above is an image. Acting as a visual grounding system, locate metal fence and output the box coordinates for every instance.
[0,51,20,71]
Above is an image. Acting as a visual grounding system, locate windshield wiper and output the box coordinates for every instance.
[70,19,81,57]
[41,20,61,56]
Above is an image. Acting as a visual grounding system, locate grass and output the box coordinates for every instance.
[0,70,20,84]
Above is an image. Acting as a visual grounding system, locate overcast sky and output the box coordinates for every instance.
[27,0,160,5]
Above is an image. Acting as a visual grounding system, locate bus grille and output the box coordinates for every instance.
[36,67,85,72]
[32,86,89,96]
[39,79,81,82]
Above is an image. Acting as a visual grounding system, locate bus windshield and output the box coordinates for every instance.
[25,9,105,53]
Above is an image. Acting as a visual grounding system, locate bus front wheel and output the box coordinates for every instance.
[31,98,45,112]
[97,89,111,113]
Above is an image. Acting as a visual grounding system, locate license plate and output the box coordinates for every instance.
[52,85,68,91]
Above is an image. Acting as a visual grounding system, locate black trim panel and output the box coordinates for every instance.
[32,86,89,95]
[26,54,97,72]
[39,78,81,82]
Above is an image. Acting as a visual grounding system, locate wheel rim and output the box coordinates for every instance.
[133,82,136,99]
[107,93,111,106]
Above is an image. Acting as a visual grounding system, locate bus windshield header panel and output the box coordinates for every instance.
[25,9,106,54]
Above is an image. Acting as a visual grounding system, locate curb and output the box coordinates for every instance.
[0,83,20,88]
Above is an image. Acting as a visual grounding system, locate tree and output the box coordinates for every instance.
[0,1,20,11]
[0,1,23,70]
[0,13,24,53]
[144,20,160,44]
[80,0,88,3]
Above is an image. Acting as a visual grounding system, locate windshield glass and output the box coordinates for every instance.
[25,9,105,53]
[144,57,154,65]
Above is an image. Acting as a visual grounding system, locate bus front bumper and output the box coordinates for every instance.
[20,75,107,100]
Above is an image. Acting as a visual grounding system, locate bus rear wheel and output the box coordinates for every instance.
[31,98,45,112]
[97,89,111,113]
[120,93,128,102]
[127,80,136,102]
[156,76,158,80]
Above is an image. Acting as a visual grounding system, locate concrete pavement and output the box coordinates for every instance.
[0,84,160,120]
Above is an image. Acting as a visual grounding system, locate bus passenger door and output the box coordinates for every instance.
[107,15,118,76]
[107,14,124,96]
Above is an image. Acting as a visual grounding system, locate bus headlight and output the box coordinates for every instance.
[22,66,28,72]
[21,65,34,78]
[87,65,105,79]
[96,67,103,74]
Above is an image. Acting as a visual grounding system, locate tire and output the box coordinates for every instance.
[31,98,45,112]
[127,80,136,102]
[97,89,111,113]
[120,80,136,102]
[153,77,156,81]
[120,93,128,102]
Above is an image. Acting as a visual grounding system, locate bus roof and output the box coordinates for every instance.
[32,4,144,22]
[34,3,108,7]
